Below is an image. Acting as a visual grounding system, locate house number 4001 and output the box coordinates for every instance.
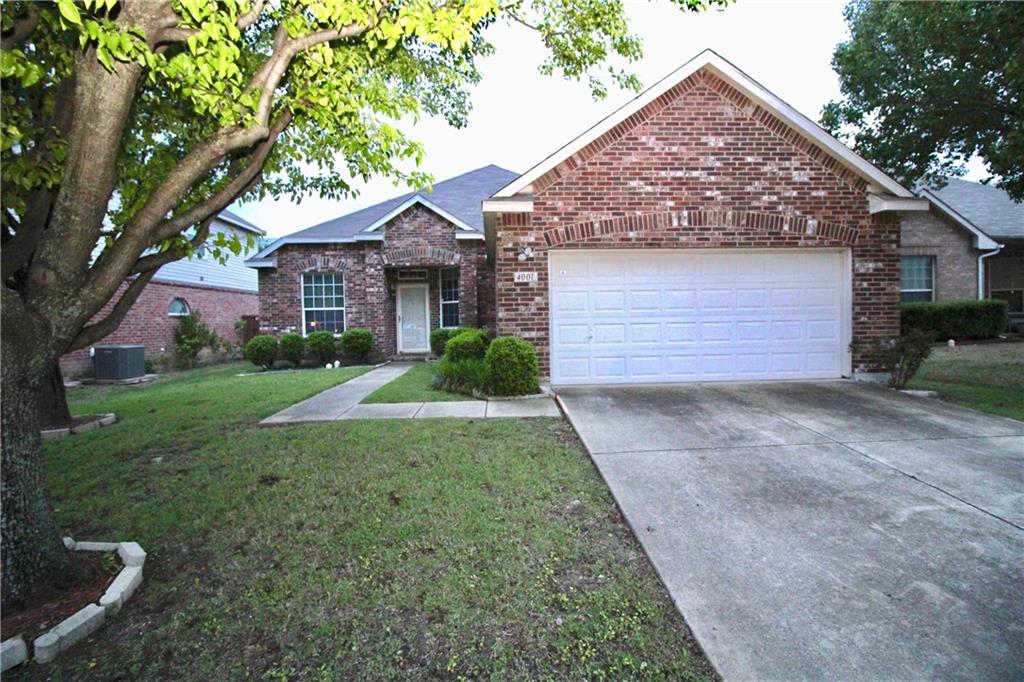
[513,271,538,283]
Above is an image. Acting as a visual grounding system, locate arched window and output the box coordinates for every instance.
[302,272,345,335]
[168,297,190,316]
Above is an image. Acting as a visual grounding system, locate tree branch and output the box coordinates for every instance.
[0,5,39,49]
[68,269,158,351]
[237,0,268,29]
[130,215,214,276]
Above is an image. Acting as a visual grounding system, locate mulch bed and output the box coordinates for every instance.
[1,552,119,642]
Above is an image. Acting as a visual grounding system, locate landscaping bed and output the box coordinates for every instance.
[19,362,716,679]
[908,340,1024,420]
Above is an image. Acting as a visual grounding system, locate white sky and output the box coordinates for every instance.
[231,0,984,238]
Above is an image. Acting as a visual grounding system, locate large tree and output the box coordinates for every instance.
[0,0,725,605]
[821,0,1024,199]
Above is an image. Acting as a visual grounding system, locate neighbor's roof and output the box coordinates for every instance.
[921,178,1024,241]
[248,165,517,264]
[488,49,915,206]
[218,208,266,236]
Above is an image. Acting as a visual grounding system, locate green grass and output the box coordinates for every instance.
[908,345,1024,421]
[361,362,472,404]
[26,363,713,680]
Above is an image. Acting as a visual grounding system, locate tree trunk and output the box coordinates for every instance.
[1,341,75,607]
[37,362,72,428]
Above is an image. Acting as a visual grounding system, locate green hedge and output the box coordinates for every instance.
[485,336,539,396]
[340,328,374,360]
[306,331,336,363]
[444,328,489,361]
[279,333,305,365]
[429,327,470,356]
[244,335,278,370]
[434,356,487,395]
[901,299,1008,340]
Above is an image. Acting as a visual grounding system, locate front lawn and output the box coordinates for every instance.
[361,361,471,403]
[908,341,1024,421]
[22,363,714,679]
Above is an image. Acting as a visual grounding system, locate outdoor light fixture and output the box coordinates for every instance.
[517,246,535,262]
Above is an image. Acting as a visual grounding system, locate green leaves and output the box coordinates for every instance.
[823,0,1024,199]
[56,0,82,26]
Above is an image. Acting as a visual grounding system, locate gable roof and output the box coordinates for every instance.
[247,165,517,263]
[488,49,915,204]
[920,178,1024,241]
[218,208,266,235]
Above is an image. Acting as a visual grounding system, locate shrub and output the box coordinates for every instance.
[901,299,1008,341]
[444,328,489,361]
[853,329,934,389]
[340,328,374,361]
[306,330,337,363]
[434,356,487,395]
[172,312,219,368]
[430,327,469,356]
[244,335,278,370]
[279,333,305,365]
[484,336,540,396]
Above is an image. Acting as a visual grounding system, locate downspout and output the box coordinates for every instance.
[977,245,1003,299]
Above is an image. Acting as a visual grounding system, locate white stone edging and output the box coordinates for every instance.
[40,413,117,442]
[472,385,554,401]
[0,538,147,669]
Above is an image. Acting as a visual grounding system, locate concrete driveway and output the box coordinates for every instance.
[557,381,1024,681]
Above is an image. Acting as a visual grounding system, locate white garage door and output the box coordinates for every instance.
[549,249,850,385]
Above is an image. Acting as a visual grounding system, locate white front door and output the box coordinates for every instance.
[549,249,851,385]
[397,283,430,352]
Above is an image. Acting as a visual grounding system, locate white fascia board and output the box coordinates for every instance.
[482,197,534,213]
[363,195,478,233]
[493,49,914,200]
[217,215,266,236]
[353,233,384,241]
[455,232,485,240]
[918,190,1001,250]
[868,195,930,214]
[250,236,362,259]
[244,257,277,268]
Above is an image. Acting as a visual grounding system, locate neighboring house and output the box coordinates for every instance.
[906,178,1023,326]
[246,165,516,354]
[249,49,928,384]
[61,209,265,377]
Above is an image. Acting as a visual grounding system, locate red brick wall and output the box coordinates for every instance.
[495,69,900,377]
[60,280,257,377]
[257,204,489,356]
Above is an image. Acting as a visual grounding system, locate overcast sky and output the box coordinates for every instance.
[230,0,980,238]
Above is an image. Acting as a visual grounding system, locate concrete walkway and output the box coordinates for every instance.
[261,363,559,425]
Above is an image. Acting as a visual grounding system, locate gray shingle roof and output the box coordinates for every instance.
[219,208,266,235]
[922,178,1024,240]
[284,164,517,240]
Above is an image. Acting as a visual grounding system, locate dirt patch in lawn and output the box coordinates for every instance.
[1,552,119,641]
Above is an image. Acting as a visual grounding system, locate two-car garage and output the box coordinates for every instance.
[548,249,852,385]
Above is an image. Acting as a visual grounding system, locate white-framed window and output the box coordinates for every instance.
[900,256,935,303]
[167,297,190,316]
[302,272,345,335]
[440,268,460,328]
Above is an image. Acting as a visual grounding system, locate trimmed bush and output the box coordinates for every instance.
[279,333,305,365]
[172,312,219,368]
[306,330,337,363]
[340,328,374,361]
[901,299,1008,340]
[434,356,487,395]
[484,336,540,396]
[444,328,489,361]
[430,327,470,356]
[244,335,278,370]
[853,329,934,389]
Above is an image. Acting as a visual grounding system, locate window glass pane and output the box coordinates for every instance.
[441,268,459,303]
[301,273,345,334]
[901,290,933,303]
[168,297,190,315]
[441,301,459,328]
[900,256,933,292]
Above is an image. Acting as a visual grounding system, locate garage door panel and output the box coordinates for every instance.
[549,250,847,384]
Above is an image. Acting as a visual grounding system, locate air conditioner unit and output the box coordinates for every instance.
[93,345,146,380]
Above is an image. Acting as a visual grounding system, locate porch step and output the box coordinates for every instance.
[388,353,434,362]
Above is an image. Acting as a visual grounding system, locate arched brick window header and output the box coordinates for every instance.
[296,254,350,273]
[542,210,859,248]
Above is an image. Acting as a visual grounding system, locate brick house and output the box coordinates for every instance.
[251,50,931,383]
[246,165,516,355]
[60,210,264,377]
[904,179,1023,328]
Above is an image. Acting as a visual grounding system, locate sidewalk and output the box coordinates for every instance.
[260,363,560,425]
